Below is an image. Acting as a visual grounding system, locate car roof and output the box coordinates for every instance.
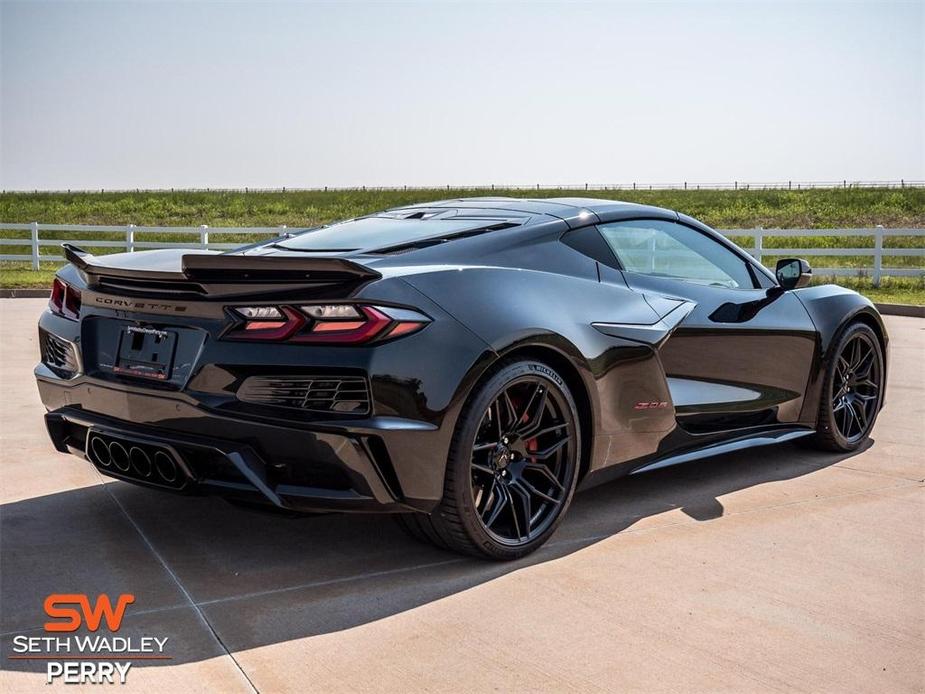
[395,197,679,227]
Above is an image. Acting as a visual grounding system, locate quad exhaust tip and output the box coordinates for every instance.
[109,442,129,472]
[153,450,178,483]
[129,446,153,478]
[90,436,111,467]
[87,433,185,488]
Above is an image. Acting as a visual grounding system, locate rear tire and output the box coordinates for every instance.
[809,322,884,452]
[395,359,581,560]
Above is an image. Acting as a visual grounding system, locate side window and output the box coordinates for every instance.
[598,220,755,289]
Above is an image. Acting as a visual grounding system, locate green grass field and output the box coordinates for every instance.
[2,187,923,304]
[3,187,924,228]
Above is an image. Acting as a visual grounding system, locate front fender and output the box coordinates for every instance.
[793,284,889,421]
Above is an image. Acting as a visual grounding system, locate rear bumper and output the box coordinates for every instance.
[38,370,442,514]
[34,278,497,512]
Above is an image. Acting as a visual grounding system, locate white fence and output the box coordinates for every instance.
[0,223,922,287]
[725,228,924,285]
[0,222,286,265]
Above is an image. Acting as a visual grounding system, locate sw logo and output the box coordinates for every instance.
[7,593,164,684]
[44,593,135,632]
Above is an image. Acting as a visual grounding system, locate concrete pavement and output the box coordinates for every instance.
[1,298,922,693]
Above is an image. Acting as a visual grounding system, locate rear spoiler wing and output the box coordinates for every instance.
[62,244,381,283]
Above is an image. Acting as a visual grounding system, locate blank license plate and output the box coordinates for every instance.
[114,326,177,381]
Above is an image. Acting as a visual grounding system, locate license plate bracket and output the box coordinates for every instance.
[114,326,177,381]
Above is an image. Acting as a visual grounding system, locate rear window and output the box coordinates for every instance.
[276,216,506,252]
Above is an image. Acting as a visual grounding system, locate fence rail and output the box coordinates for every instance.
[1,223,922,287]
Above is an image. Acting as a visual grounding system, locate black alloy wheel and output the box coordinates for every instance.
[811,322,884,451]
[395,359,581,560]
[469,375,575,545]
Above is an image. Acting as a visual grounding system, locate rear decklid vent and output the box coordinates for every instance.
[97,276,207,297]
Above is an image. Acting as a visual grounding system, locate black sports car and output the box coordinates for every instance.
[36,198,888,559]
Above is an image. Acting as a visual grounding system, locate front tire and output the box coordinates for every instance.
[397,359,581,560]
[809,322,884,452]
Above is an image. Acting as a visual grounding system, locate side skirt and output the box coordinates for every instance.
[628,427,815,476]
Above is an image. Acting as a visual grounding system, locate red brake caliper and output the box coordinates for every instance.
[516,394,538,455]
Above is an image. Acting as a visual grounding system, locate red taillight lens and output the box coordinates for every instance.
[225,304,428,344]
[49,279,80,319]
[64,286,81,317]
[382,321,427,339]
[49,278,66,314]
[295,306,392,344]
[234,306,305,340]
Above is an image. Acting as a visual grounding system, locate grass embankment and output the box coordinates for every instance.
[1,188,923,303]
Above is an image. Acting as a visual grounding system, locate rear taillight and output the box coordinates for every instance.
[225,304,429,344]
[49,278,81,319]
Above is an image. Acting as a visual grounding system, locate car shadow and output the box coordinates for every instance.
[0,439,871,670]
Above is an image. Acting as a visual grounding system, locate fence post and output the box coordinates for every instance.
[126,224,135,253]
[873,226,883,288]
[754,228,763,265]
[30,221,39,270]
[199,225,209,249]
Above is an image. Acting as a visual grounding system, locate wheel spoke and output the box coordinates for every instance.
[481,482,507,528]
[836,355,850,380]
[851,398,869,429]
[528,437,569,461]
[849,338,863,371]
[473,441,499,451]
[836,400,849,433]
[525,463,566,492]
[509,483,533,537]
[516,385,549,437]
[501,390,518,432]
[529,422,568,439]
[845,400,860,437]
[854,350,875,379]
[503,486,523,539]
[518,382,542,423]
[516,476,561,505]
[493,400,505,441]
[471,461,495,475]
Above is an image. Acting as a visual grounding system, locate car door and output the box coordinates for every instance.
[595,218,818,433]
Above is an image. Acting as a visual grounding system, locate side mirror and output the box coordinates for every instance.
[775,258,812,290]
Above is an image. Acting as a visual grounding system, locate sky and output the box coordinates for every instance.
[0,1,922,190]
